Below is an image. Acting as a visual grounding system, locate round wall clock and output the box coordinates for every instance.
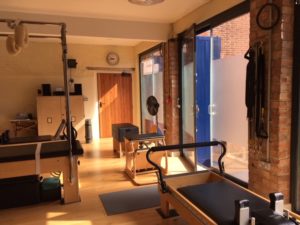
[106,52,119,65]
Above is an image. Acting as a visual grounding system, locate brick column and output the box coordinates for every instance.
[164,39,180,145]
[248,0,294,202]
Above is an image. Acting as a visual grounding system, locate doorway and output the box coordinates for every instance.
[97,73,133,138]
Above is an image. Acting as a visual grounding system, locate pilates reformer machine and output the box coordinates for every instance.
[124,132,167,185]
[0,18,82,203]
[146,141,300,225]
[0,140,83,204]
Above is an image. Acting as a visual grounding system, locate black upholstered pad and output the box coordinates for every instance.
[125,133,164,141]
[178,180,269,225]
[40,141,83,158]
[0,144,37,162]
[0,140,83,163]
[7,135,52,144]
[252,208,296,225]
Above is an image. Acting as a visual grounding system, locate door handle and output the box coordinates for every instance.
[99,102,104,108]
[208,104,216,115]
[176,98,181,109]
[195,104,200,113]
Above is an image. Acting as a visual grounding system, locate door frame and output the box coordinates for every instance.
[178,24,197,168]
[139,43,165,133]
[291,2,300,213]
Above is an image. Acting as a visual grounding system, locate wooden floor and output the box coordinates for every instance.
[0,138,188,225]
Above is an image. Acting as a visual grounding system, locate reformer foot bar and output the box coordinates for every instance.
[146,141,300,225]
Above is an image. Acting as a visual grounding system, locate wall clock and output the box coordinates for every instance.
[106,52,119,65]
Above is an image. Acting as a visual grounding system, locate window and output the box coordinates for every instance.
[140,45,164,133]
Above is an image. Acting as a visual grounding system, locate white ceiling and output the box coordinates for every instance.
[0,0,210,23]
[0,0,211,46]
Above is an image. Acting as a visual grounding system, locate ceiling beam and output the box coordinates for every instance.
[0,11,171,42]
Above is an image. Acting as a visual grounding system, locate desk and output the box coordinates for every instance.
[10,119,37,137]
[124,133,167,185]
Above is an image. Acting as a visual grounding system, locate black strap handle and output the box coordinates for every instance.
[146,141,226,193]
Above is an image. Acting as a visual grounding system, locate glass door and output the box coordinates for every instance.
[209,14,249,181]
[180,26,196,167]
[140,45,164,134]
[194,32,221,168]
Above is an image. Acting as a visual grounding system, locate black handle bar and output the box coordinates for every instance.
[146,141,226,193]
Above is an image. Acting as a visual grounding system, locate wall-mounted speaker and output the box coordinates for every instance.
[67,59,77,68]
[42,84,51,96]
[74,83,82,95]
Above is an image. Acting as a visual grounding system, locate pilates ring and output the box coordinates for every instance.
[14,23,29,48]
[6,35,21,56]
[256,3,281,30]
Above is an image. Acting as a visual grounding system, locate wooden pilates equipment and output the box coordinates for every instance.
[146,141,300,225]
[0,140,83,204]
[0,18,75,184]
[124,133,167,185]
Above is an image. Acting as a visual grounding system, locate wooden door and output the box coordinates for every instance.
[98,73,133,137]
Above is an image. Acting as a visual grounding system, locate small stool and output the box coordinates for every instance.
[124,133,168,185]
[112,123,139,157]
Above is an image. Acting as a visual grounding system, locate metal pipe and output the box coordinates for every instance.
[0,18,64,26]
[60,23,74,184]
[146,141,226,193]
[0,33,61,39]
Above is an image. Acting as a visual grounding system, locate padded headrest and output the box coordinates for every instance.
[6,35,21,56]
[14,24,29,48]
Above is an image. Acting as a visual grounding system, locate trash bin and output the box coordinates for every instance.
[85,119,93,143]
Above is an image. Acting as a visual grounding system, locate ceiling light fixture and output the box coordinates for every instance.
[128,0,164,6]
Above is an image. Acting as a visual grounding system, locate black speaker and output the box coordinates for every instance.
[74,83,82,95]
[67,59,77,68]
[42,84,51,96]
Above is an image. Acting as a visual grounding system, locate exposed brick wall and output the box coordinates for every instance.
[213,13,250,58]
[164,39,180,145]
[248,0,294,202]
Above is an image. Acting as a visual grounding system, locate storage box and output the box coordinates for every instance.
[0,175,40,209]
[40,177,61,202]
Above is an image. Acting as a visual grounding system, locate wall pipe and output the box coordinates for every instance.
[60,23,74,184]
[0,33,61,39]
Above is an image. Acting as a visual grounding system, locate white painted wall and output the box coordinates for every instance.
[0,40,138,140]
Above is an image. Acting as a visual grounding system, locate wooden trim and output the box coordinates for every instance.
[86,66,135,72]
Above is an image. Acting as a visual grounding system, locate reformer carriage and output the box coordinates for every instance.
[147,141,300,225]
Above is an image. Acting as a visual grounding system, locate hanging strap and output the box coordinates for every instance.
[245,47,256,119]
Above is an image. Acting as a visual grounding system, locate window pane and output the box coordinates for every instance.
[211,14,249,182]
[140,48,164,134]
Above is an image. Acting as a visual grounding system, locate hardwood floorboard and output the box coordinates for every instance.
[0,138,188,225]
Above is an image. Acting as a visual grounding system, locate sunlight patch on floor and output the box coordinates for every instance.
[166,157,192,175]
[47,221,92,225]
[46,212,67,219]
